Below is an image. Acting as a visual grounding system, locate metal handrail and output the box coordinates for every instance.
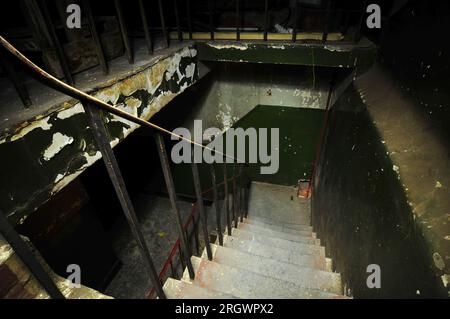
[0,36,244,164]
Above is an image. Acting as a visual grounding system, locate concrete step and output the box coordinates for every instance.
[183,256,343,299]
[205,244,342,294]
[246,215,310,229]
[237,222,317,243]
[230,227,322,250]
[163,277,236,299]
[244,216,312,232]
[221,235,331,271]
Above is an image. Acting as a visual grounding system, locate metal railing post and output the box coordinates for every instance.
[210,163,223,245]
[236,0,241,41]
[223,163,232,235]
[84,105,165,298]
[173,0,182,41]
[83,0,108,75]
[114,0,133,64]
[263,0,269,41]
[154,133,195,279]
[186,0,193,40]
[238,164,243,223]
[0,210,64,299]
[191,146,213,260]
[138,0,153,54]
[232,163,238,228]
[157,0,169,48]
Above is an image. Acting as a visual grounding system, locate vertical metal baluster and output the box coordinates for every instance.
[157,0,169,48]
[238,164,243,223]
[209,0,214,40]
[0,52,32,107]
[173,0,182,41]
[186,0,193,40]
[263,0,269,41]
[236,0,240,41]
[155,133,195,279]
[191,145,213,260]
[170,259,176,277]
[40,0,73,84]
[138,0,153,54]
[193,216,200,255]
[210,164,223,245]
[83,0,108,75]
[322,0,332,43]
[185,228,192,255]
[0,210,64,299]
[223,164,231,235]
[84,105,165,298]
[114,0,133,64]
[354,0,367,43]
[292,0,298,42]
[232,163,238,228]
[178,243,186,270]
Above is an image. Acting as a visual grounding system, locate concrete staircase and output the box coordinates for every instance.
[162,181,346,299]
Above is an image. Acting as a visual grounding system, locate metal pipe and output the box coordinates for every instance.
[83,0,108,75]
[40,0,73,84]
[138,0,153,54]
[0,209,64,299]
[114,0,133,64]
[155,133,195,279]
[210,164,223,245]
[157,0,169,48]
[191,146,213,260]
[223,164,231,235]
[84,105,165,299]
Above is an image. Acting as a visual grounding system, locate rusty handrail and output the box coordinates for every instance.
[0,35,243,163]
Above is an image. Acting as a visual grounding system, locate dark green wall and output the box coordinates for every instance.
[170,105,324,197]
[311,85,445,298]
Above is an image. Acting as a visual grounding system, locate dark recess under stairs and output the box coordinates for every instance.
[163,182,347,299]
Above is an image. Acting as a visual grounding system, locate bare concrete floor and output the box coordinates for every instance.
[104,193,221,299]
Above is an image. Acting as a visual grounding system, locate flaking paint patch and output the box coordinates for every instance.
[43,133,74,161]
[0,241,13,263]
[207,43,249,51]
[1,117,52,144]
[57,103,85,120]
[324,45,351,53]
[51,151,102,195]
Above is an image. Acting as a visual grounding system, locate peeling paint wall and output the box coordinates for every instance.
[0,46,199,225]
[182,62,332,133]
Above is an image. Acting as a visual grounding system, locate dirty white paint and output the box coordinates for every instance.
[1,117,53,144]
[51,151,102,195]
[207,43,249,51]
[43,133,74,161]
[269,44,286,50]
[0,240,13,263]
[185,63,197,81]
[57,103,85,120]
[324,45,351,52]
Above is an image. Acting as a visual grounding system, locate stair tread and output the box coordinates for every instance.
[231,228,323,251]
[205,244,342,293]
[244,217,312,232]
[247,215,310,228]
[237,222,317,242]
[183,256,344,299]
[163,277,236,299]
